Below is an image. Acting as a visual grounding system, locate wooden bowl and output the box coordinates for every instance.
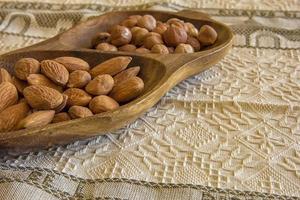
[0,10,233,152]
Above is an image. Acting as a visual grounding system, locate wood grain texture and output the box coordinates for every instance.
[0,10,233,152]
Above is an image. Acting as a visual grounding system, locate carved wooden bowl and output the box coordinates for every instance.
[0,10,233,152]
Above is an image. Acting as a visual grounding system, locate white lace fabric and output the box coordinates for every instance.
[0,1,299,199]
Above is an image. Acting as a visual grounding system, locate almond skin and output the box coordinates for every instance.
[0,68,12,83]
[17,110,55,129]
[113,66,140,85]
[0,82,18,112]
[67,70,91,88]
[52,112,71,123]
[27,74,63,92]
[89,95,119,114]
[23,85,63,110]
[63,88,92,107]
[41,60,69,86]
[68,106,93,119]
[110,76,144,103]
[14,58,40,80]
[89,56,132,78]
[0,102,30,132]
[54,94,68,113]
[85,74,114,95]
[54,57,90,72]
[12,77,28,94]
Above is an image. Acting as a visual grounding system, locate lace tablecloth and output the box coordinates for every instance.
[0,1,299,199]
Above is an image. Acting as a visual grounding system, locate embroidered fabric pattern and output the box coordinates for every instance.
[0,1,299,199]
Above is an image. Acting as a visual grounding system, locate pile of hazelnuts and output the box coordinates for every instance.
[91,14,218,54]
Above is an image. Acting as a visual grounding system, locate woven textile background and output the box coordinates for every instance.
[0,0,300,199]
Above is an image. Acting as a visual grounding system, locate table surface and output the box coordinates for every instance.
[0,0,299,199]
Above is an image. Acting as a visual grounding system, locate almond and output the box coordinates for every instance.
[89,56,132,78]
[12,76,28,94]
[68,106,93,119]
[85,74,114,95]
[0,68,12,83]
[55,94,68,113]
[63,88,92,107]
[113,66,140,85]
[0,82,18,112]
[52,112,71,123]
[0,102,29,132]
[67,70,91,88]
[41,60,69,86]
[14,58,40,80]
[54,57,90,72]
[89,95,119,114]
[23,85,63,110]
[27,74,63,92]
[110,76,144,103]
[17,110,55,129]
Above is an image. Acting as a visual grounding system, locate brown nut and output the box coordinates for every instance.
[54,94,68,113]
[91,32,111,47]
[137,15,156,31]
[67,70,91,88]
[120,18,138,28]
[135,47,151,54]
[63,88,92,107]
[17,110,55,129]
[131,27,149,46]
[163,25,187,47]
[113,66,140,85]
[52,112,71,123]
[41,60,69,86]
[110,76,144,103]
[153,21,168,35]
[12,77,28,94]
[54,56,90,72]
[96,43,118,51]
[0,68,12,83]
[110,25,132,46]
[151,44,169,54]
[167,18,184,25]
[68,106,93,119]
[198,25,218,46]
[0,82,18,113]
[168,47,175,53]
[85,74,114,95]
[186,36,201,51]
[89,95,119,114]
[184,22,198,37]
[175,44,194,53]
[143,35,163,49]
[27,74,63,92]
[145,32,161,38]
[118,44,137,52]
[14,58,40,80]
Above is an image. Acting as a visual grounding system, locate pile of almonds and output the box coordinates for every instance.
[91,15,218,54]
[0,56,144,132]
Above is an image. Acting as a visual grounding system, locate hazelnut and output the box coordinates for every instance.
[137,15,156,31]
[151,44,169,54]
[91,32,111,47]
[110,25,132,46]
[118,44,137,52]
[198,25,218,46]
[163,25,187,47]
[128,15,142,20]
[175,44,194,53]
[96,43,118,51]
[167,18,184,25]
[145,32,161,38]
[135,47,151,54]
[186,36,201,51]
[153,21,168,35]
[168,47,174,53]
[131,27,149,46]
[120,18,138,28]
[184,22,198,37]
[143,35,163,49]
[169,21,185,29]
